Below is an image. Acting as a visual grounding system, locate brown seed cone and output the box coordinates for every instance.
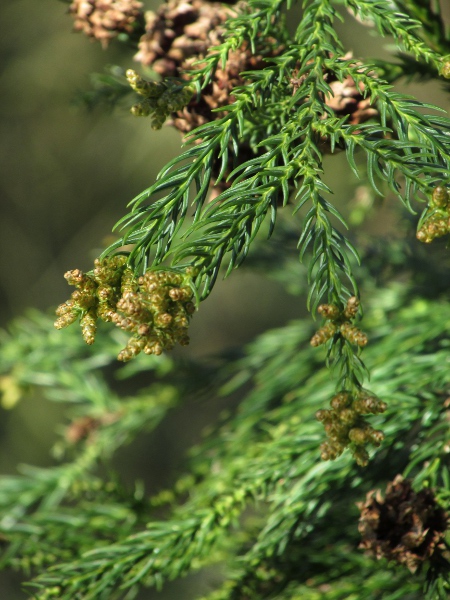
[135,0,232,77]
[69,0,145,47]
[326,75,378,126]
[168,43,278,136]
[357,475,449,573]
[133,4,380,205]
[136,3,377,133]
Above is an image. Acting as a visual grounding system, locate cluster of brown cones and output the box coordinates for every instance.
[68,0,378,136]
[69,0,145,47]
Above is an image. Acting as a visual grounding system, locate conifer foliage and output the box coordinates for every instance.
[0,0,449,598]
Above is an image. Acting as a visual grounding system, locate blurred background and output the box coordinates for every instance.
[0,0,449,597]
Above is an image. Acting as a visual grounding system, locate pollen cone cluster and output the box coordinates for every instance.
[417,184,450,243]
[113,269,195,361]
[126,69,194,129]
[54,255,128,345]
[441,60,450,79]
[316,389,387,466]
[55,257,196,361]
[69,0,144,47]
[358,475,449,573]
[310,296,368,348]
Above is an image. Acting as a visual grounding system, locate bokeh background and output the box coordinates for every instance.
[0,1,449,597]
